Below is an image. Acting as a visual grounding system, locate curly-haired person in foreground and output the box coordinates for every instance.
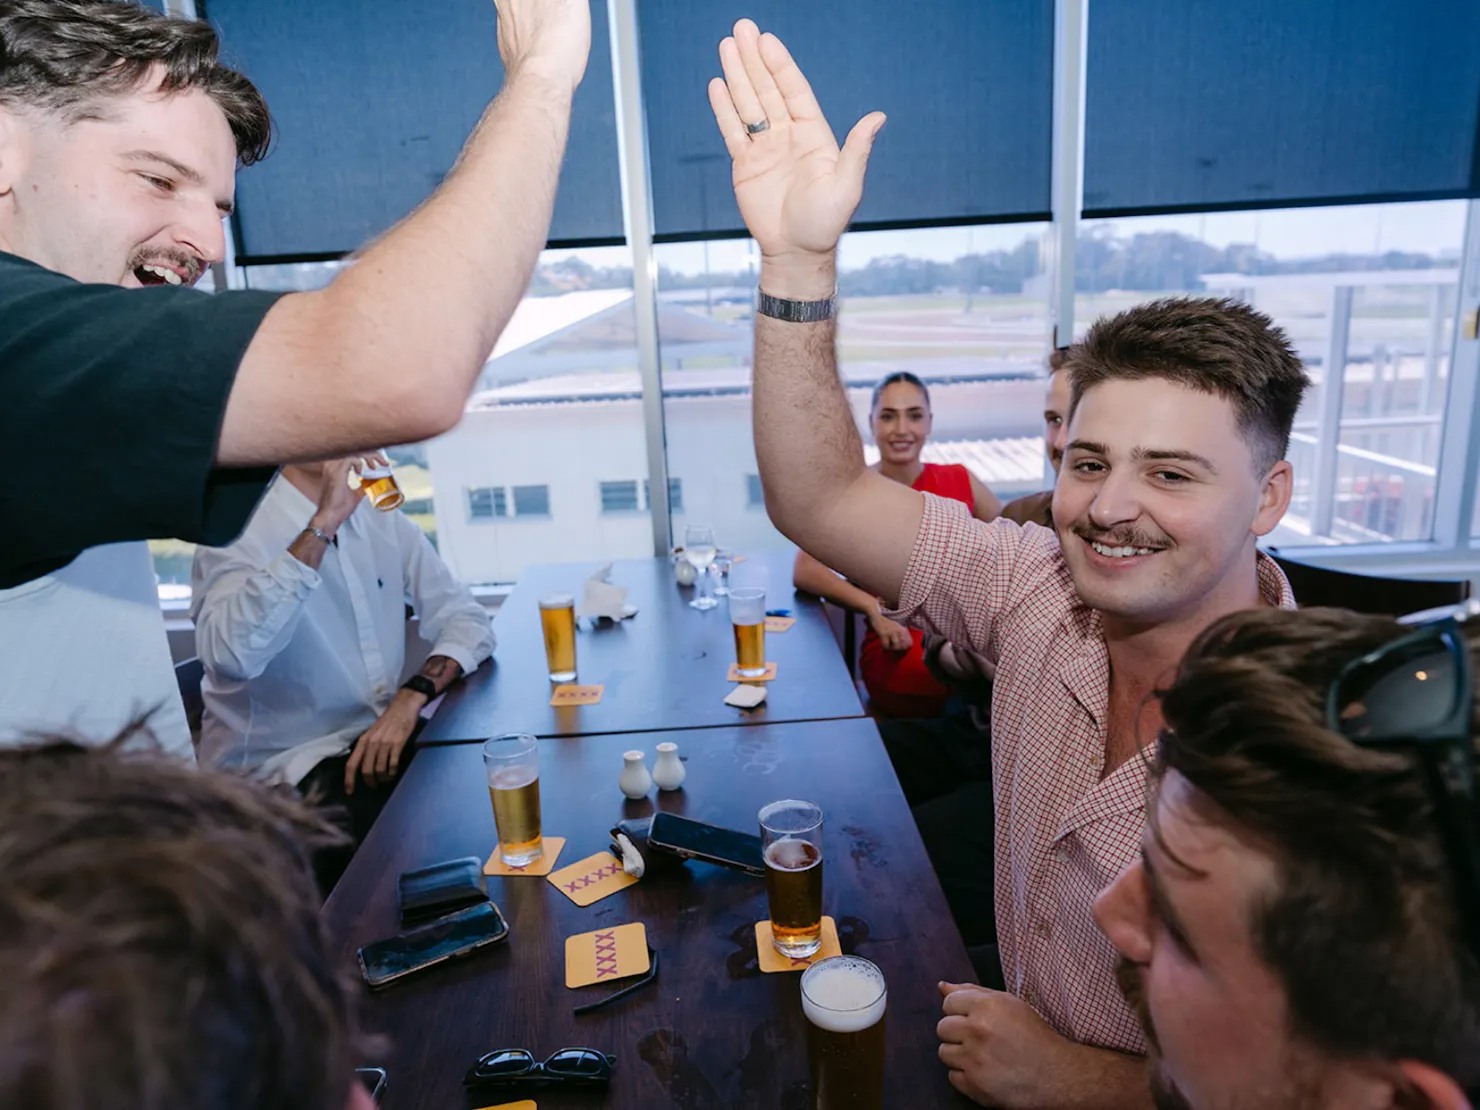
[0,725,376,1110]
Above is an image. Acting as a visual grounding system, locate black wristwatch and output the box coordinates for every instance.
[401,674,438,701]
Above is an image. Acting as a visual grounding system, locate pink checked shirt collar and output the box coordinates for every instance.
[890,494,1296,1054]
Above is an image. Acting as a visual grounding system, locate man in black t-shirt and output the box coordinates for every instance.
[0,0,591,749]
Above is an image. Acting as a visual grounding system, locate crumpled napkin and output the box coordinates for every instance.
[578,562,636,620]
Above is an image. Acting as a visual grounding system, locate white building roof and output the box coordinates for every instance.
[487,288,635,361]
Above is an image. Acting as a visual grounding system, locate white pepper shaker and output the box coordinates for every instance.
[619,750,652,799]
[652,742,686,791]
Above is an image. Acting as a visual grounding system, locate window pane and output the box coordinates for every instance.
[600,480,641,513]
[644,477,683,514]
[657,223,1054,556]
[1073,200,1467,547]
[427,245,655,584]
[467,486,506,521]
[512,485,551,517]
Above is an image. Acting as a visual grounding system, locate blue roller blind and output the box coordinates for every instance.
[1084,0,1480,216]
[638,0,1054,240]
[204,0,623,260]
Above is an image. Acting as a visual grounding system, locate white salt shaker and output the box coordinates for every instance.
[619,750,652,799]
[652,742,686,791]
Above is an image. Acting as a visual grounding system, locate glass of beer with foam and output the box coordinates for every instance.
[801,955,887,1110]
[729,586,767,678]
[354,452,405,511]
[538,593,577,683]
[483,734,543,867]
[759,799,823,957]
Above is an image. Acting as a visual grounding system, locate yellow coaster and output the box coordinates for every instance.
[727,661,778,683]
[754,916,842,973]
[764,616,796,633]
[550,684,604,707]
[548,850,640,907]
[566,922,650,988]
[474,1102,536,1110]
[484,836,565,877]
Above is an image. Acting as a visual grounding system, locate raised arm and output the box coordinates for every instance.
[709,20,920,603]
[967,472,1003,522]
[217,0,591,466]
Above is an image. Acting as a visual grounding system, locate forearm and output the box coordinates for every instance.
[753,257,921,599]
[221,70,574,465]
[1051,1046,1153,1110]
[792,550,880,614]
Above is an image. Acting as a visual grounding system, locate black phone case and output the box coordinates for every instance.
[397,856,488,927]
[358,901,509,989]
[646,813,766,876]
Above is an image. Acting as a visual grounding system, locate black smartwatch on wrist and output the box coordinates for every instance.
[401,674,437,701]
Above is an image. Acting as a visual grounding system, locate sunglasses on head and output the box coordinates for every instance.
[1325,598,1480,955]
[463,1047,615,1092]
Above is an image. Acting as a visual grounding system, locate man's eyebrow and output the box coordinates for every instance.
[1133,447,1219,475]
[1066,438,1106,455]
[1142,845,1199,958]
[122,150,235,215]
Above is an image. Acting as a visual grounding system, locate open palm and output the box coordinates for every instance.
[708,20,885,261]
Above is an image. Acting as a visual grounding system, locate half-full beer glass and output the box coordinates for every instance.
[759,799,823,957]
[729,586,767,678]
[539,593,577,682]
[355,453,405,511]
[483,734,543,866]
[801,955,887,1110]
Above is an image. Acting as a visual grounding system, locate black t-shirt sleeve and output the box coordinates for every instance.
[0,253,285,587]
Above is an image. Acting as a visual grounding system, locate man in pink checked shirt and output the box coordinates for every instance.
[708,19,1308,1109]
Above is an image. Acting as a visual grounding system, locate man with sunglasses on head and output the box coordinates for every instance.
[1091,604,1480,1110]
[0,0,589,754]
[709,18,1305,1107]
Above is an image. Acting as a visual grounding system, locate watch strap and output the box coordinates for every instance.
[402,674,438,701]
[757,288,836,323]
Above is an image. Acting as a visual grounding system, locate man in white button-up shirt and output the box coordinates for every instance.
[191,458,494,809]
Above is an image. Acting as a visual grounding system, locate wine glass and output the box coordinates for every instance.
[684,524,719,610]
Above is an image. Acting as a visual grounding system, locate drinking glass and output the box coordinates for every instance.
[712,550,734,596]
[729,586,767,678]
[802,956,887,1110]
[760,799,824,957]
[483,734,543,866]
[354,452,405,511]
[538,593,577,682]
[684,524,719,611]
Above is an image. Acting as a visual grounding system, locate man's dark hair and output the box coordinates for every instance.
[870,370,930,413]
[1064,297,1310,474]
[1155,606,1480,1097]
[0,726,369,1110]
[0,0,271,164]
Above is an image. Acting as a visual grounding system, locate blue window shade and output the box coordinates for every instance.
[600,480,641,513]
[204,0,623,261]
[637,0,1054,241]
[512,485,550,517]
[1084,0,1480,217]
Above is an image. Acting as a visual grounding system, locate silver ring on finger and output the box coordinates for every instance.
[745,118,770,136]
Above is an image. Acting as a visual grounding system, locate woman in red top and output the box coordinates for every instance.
[793,372,1001,717]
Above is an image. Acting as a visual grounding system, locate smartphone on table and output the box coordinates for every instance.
[648,811,766,876]
[357,900,509,989]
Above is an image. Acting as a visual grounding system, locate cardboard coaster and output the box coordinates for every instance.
[764,615,796,633]
[565,922,650,988]
[727,661,778,683]
[474,1102,537,1110]
[550,684,604,707]
[548,850,640,907]
[754,916,842,973]
[484,836,565,877]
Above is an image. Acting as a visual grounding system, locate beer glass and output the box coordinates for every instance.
[801,955,887,1110]
[483,734,543,866]
[730,586,767,678]
[684,524,718,611]
[539,593,577,683]
[759,799,824,957]
[355,453,405,511]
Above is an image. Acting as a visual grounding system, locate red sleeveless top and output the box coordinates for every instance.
[859,463,975,717]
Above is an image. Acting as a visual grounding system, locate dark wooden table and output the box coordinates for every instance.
[422,552,865,743]
[324,719,975,1109]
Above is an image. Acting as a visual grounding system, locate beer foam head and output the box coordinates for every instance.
[539,593,575,610]
[801,956,886,1032]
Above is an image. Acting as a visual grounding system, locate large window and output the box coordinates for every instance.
[1073,200,1468,548]
[655,222,1056,560]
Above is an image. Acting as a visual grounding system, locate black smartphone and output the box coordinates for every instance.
[357,900,509,989]
[648,811,765,876]
[355,1067,387,1103]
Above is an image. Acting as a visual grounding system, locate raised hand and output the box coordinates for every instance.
[708,19,885,267]
[494,0,591,95]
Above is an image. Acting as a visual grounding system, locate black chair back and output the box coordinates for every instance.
[1269,549,1471,617]
[174,657,205,750]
